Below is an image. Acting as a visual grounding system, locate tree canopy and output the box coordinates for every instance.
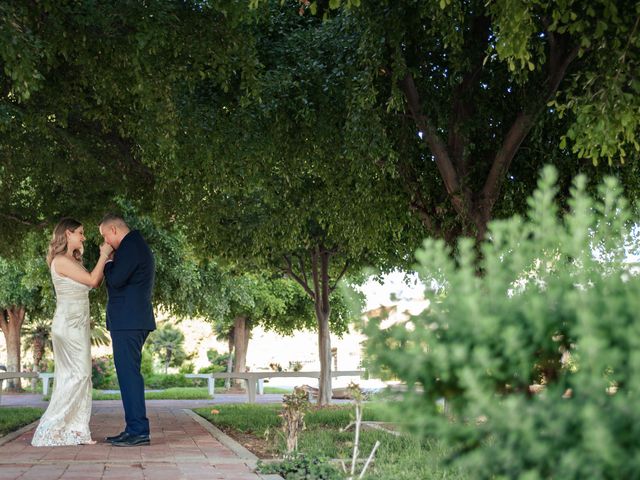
[0,0,259,248]
[259,0,640,241]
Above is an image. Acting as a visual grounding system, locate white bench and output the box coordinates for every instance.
[0,372,39,401]
[3,372,57,396]
[187,371,365,403]
[184,373,218,397]
[38,373,55,396]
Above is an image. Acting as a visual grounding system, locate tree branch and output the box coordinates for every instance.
[0,310,7,332]
[395,153,443,236]
[478,35,579,232]
[312,247,322,315]
[7,306,25,329]
[0,212,48,228]
[448,14,491,177]
[398,72,469,218]
[409,200,440,235]
[320,249,331,315]
[283,255,315,300]
[297,254,309,289]
[330,260,350,293]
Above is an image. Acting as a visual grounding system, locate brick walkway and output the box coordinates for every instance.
[0,401,283,480]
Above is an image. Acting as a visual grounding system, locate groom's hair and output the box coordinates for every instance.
[99,213,129,229]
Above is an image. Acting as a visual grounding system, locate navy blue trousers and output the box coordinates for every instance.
[111,330,150,436]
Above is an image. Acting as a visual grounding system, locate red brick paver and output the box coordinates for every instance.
[0,404,266,480]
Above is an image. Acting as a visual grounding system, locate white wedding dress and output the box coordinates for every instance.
[31,260,94,446]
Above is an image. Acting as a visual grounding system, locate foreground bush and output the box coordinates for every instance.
[365,167,640,479]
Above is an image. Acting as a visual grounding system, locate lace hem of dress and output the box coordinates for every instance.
[31,425,92,447]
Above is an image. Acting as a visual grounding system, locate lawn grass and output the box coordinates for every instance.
[263,386,292,394]
[0,407,44,436]
[44,386,290,401]
[43,387,213,401]
[92,387,211,400]
[193,403,468,479]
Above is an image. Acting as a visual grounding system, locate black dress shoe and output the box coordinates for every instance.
[105,432,129,443]
[111,434,150,447]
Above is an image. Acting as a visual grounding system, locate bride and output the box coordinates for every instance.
[31,218,113,447]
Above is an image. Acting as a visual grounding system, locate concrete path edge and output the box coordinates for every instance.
[0,420,39,447]
[181,408,284,480]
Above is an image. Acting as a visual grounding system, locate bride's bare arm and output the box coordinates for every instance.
[53,244,113,288]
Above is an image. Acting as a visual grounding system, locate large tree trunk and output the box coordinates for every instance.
[32,338,44,372]
[164,349,172,374]
[233,315,250,388]
[226,336,234,390]
[316,307,332,406]
[31,337,45,390]
[0,307,26,391]
[283,247,349,406]
[313,249,332,406]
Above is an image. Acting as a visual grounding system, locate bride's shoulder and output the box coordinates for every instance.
[51,254,74,270]
[52,254,71,264]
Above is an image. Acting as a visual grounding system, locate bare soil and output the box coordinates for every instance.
[216,425,279,459]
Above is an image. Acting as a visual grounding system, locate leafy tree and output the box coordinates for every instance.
[0,0,260,249]
[194,264,350,391]
[260,0,640,242]
[364,166,640,478]
[21,318,52,373]
[206,348,231,371]
[0,252,42,389]
[212,321,235,389]
[148,324,189,374]
[153,2,400,405]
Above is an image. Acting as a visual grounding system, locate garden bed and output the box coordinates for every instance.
[193,403,467,479]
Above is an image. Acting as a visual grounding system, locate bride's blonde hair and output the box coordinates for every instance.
[46,218,83,266]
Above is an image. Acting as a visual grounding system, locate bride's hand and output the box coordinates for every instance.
[99,243,114,258]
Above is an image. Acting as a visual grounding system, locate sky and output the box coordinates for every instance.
[358,270,424,312]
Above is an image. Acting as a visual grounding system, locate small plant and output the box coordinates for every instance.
[289,361,304,372]
[281,386,310,453]
[270,362,283,372]
[341,383,380,480]
[258,454,343,480]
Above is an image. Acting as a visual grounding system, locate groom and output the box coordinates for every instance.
[99,213,156,447]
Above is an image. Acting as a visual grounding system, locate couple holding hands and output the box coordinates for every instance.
[31,214,156,447]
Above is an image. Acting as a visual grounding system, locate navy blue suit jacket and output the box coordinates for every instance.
[104,230,156,331]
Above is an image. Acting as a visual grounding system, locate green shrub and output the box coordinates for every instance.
[144,373,205,389]
[141,348,154,377]
[198,364,226,387]
[91,356,117,389]
[364,167,640,479]
[206,348,230,369]
[179,362,195,374]
[197,364,225,374]
[147,324,189,373]
[258,454,343,480]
